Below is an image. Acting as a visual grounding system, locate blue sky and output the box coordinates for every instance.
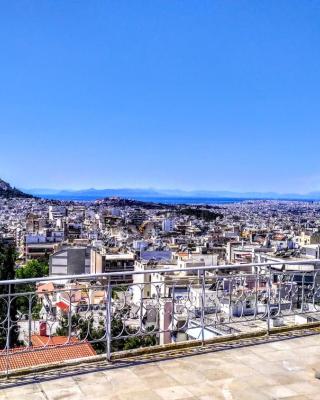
[1,1,320,193]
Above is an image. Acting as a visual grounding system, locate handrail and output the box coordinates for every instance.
[1,258,320,376]
[1,259,319,285]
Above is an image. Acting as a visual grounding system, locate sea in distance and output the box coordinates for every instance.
[35,194,315,205]
[38,194,247,205]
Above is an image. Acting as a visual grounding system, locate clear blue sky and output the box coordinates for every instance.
[1,1,320,193]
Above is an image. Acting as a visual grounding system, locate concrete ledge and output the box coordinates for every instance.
[2,321,320,379]
[110,321,320,360]
[1,354,105,379]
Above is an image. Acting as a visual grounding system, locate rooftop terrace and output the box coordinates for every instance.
[1,260,320,398]
[1,329,320,399]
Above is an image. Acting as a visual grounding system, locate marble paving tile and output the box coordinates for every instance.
[2,334,320,400]
[261,384,298,399]
[154,385,195,400]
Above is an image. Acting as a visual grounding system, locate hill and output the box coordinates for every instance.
[0,179,33,198]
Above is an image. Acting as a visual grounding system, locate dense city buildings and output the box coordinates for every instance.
[2,194,320,269]
[2,188,320,377]
[2,193,320,278]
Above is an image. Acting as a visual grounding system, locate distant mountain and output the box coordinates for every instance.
[0,179,33,198]
[24,187,320,201]
[23,188,61,195]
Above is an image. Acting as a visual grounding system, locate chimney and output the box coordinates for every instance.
[39,321,47,336]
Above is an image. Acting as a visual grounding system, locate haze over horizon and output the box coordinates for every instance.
[1,1,320,192]
[19,184,320,200]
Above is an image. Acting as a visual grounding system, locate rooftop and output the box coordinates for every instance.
[0,336,96,373]
[1,331,320,399]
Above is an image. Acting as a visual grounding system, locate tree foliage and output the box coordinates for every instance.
[15,260,49,280]
[179,208,223,222]
[56,312,156,354]
[56,313,107,354]
[15,260,49,315]
[0,243,19,349]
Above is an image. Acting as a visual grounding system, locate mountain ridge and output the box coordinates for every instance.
[0,179,33,198]
[22,187,320,200]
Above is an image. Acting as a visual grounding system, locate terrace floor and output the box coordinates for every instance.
[1,331,320,400]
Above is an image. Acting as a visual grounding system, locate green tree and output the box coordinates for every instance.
[0,243,19,349]
[111,315,156,352]
[15,260,49,315]
[122,327,156,351]
[15,260,49,280]
[56,312,156,354]
[56,313,106,354]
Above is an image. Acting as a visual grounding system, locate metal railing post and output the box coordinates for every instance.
[105,277,112,362]
[67,288,72,342]
[267,266,271,335]
[139,284,144,334]
[28,293,32,346]
[5,284,11,378]
[171,284,175,342]
[200,269,206,346]
[228,276,232,323]
[301,272,305,313]
[254,266,259,319]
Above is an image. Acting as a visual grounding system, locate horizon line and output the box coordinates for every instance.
[20,186,320,198]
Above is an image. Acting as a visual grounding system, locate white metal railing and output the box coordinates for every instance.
[0,259,320,376]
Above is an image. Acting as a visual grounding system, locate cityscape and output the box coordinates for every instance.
[1,178,320,398]
[2,1,320,399]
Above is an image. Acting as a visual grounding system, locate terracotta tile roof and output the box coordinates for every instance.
[55,301,70,312]
[31,334,79,346]
[37,282,55,293]
[177,252,189,257]
[0,335,96,372]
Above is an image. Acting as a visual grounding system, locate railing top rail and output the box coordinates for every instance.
[1,259,320,286]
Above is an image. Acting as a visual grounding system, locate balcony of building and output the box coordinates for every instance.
[0,260,320,399]
[1,329,320,399]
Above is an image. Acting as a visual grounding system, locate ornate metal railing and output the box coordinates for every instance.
[1,259,320,376]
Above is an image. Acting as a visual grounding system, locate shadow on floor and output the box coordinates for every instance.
[0,327,319,390]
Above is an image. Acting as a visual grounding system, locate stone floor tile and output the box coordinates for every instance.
[158,360,192,373]
[154,385,195,400]
[20,394,47,400]
[268,372,304,386]
[44,388,85,400]
[285,380,320,396]
[74,371,107,382]
[258,349,298,363]
[92,396,120,400]
[261,384,298,399]
[162,368,206,385]
[268,340,302,351]
[1,334,320,400]
[183,380,220,397]
[76,381,114,397]
[283,396,314,400]
[40,377,77,391]
[202,367,234,381]
[1,383,41,396]
[141,374,179,389]
[234,390,271,400]
[242,360,287,375]
[129,363,163,377]
[103,369,147,394]
[114,389,163,400]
